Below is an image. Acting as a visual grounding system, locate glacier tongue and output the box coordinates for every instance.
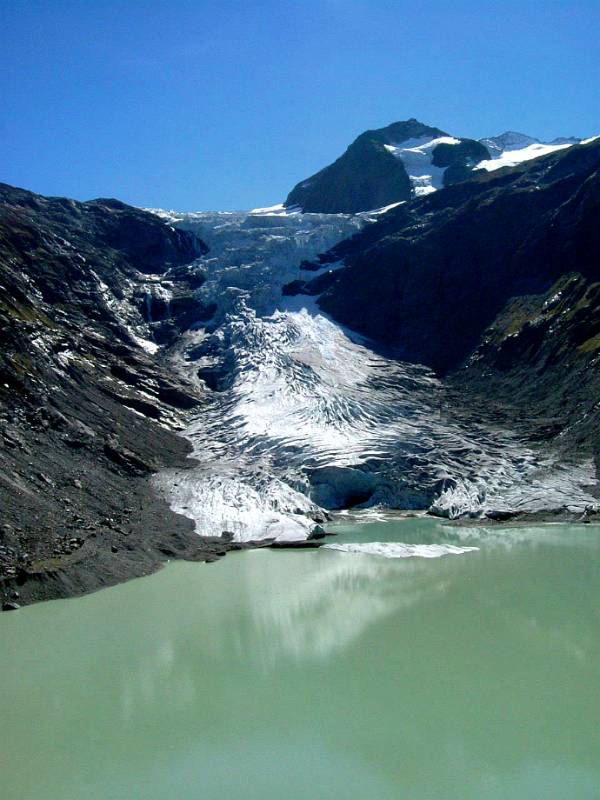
[151,210,598,542]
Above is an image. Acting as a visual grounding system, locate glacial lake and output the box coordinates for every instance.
[1,516,600,800]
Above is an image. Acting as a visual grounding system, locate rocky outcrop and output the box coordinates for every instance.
[479,131,581,158]
[285,131,415,213]
[0,184,230,607]
[433,138,490,185]
[454,271,600,472]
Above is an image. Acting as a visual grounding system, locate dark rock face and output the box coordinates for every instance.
[305,138,600,470]
[0,186,205,282]
[432,139,490,186]
[314,138,600,371]
[83,198,205,274]
[285,119,443,213]
[454,271,600,473]
[0,183,229,608]
[137,284,216,345]
[284,118,490,213]
[285,134,413,214]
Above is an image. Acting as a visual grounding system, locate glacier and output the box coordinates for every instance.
[147,209,598,543]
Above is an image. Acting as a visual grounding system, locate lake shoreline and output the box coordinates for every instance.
[4,499,599,611]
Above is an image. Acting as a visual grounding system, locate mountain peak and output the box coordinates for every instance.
[284,119,486,213]
[479,131,540,156]
[357,118,448,146]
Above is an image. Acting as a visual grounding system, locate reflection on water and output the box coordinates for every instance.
[234,549,453,663]
[1,517,600,800]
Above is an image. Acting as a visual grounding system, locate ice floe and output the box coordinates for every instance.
[323,542,479,558]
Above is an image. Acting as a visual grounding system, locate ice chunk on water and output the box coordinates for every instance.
[323,542,479,558]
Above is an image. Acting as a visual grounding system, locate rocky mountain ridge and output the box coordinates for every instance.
[480,130,581,157]
[285,118,584,213]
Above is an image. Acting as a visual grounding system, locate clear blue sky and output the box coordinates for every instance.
[1,0,599,210]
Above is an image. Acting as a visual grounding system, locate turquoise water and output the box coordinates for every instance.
[1,517,600,799]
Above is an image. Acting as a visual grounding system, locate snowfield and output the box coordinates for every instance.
[475,141,572,172]
[381,130,588,193]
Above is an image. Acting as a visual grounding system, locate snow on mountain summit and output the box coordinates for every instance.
[283,120,589,213]
[479,131,541,156]
[476,130,582,172]
[383,136,461,196]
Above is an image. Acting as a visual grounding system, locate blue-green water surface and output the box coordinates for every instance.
[1,517,600,799]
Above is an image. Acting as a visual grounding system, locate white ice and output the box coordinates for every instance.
[159,208,363,320]
[476,142,573,172]
[248,203,292,216]
[384,136,460,196]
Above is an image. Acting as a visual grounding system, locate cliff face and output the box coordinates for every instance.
[0,185,229,607]
[454,270,600,471]
[309,140,600,365]
[285,128,416,213]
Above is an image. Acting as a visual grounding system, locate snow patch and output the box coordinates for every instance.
[128,333,160,354]
[55,349,76,368]
[361,200,406,218]
[385,136,460,196]
[476,142,572,172]
[249,203,292,216]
